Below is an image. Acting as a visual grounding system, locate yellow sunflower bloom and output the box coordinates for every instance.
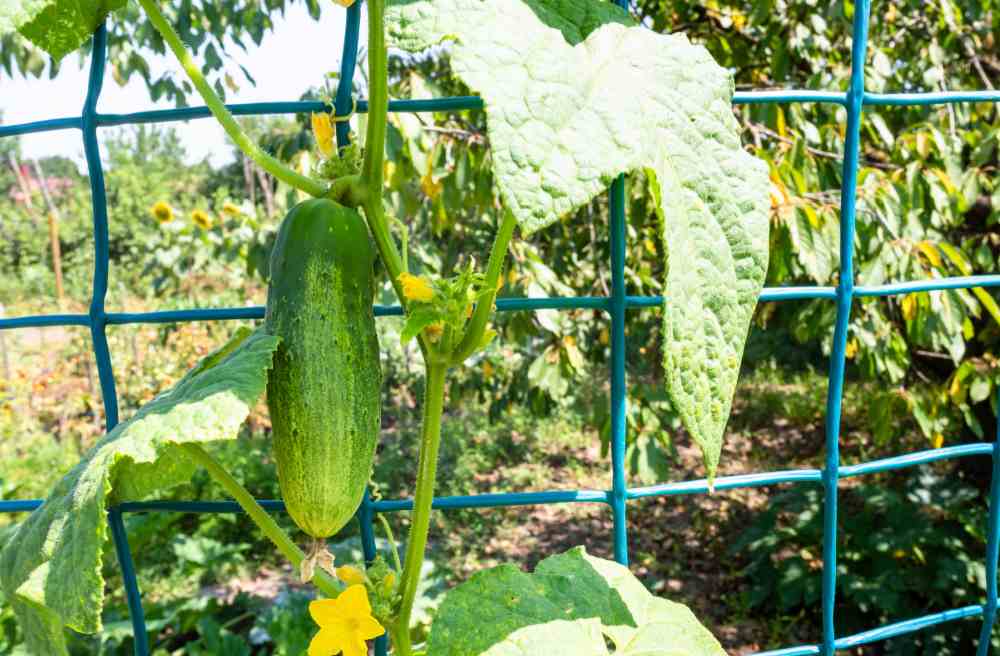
[150,201,174,224]
[221,201,241,216]
[191,209,213,230]
[308,585,385,656]
[398,272,434,302]
[311,112,335,157]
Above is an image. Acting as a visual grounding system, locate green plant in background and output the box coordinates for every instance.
[1,0,772,654]
[733,472,996,654]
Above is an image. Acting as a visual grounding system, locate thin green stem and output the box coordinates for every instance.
[451,210,517,364]
[180,443,342,598]
[362,0,388,194]
[359,0,404,291]
[358,0,436,361]
[138,0,326,198]
[392,362,447,656]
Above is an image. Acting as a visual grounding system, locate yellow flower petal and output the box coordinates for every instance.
[312,112,335,157]
[398,272,434,303]
[335,565,366,587]
[341,636,369,656]
[336,584,372,617]
[309,598,342,627]
[355,615,385,640]
[308,626,347,656]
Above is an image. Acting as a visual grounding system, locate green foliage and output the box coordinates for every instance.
[428,546,724,655]
[0,0,124,61]
[0,328,278,656]
[388,0,770,481]
[733,472,994,654]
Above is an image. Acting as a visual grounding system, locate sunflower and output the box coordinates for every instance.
[150,201,175,224]
[191,209,213,230]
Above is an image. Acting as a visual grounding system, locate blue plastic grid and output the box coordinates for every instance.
[2,0,1000,654]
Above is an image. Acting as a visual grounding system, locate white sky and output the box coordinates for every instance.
[0,4,352,168]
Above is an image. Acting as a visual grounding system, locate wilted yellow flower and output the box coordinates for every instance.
[308,585,384,656]
[150,201,174,224]
[398,272,434,303]
[191,209,213,230]
[221,201,241,216]
[424,322,444,341]
[312,112,335,157]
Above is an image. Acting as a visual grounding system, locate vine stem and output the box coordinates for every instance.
[137,0,327,198]
[392,361,447,656]
[179,443,343,598]
[360,0,405,297]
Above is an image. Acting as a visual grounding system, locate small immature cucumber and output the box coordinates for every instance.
[265,198,381,538]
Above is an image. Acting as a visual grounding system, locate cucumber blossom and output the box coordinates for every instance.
[265,198,381,538]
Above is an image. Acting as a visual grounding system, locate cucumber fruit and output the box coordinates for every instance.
[265,198,381,538]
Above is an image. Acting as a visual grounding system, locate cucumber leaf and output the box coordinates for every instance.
[388,0,771,480]
[427,546,725,655]
[0,0,124,61]
[0,327,279,655]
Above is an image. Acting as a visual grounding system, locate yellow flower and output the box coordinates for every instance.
[398,272,434,303]
[221,201,241,216]
[335,565,367,587]
[931,433,944,449]
[482,361,494,379]
[381,572,396,595]
[312,112,335,157]
[308,585,385,656]
[150,201,174,224]
[191,209,212,230]
[844,338,858,359]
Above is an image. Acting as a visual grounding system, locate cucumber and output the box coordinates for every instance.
[265,198,381,538]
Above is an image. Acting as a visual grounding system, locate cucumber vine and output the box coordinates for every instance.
[0,0,771,654]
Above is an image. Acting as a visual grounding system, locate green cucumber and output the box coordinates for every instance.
[265,198,381,538]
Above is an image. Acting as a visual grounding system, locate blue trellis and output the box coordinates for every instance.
[3,0,1000,654]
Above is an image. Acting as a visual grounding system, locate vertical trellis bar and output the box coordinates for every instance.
[109,508,150,655]
[608,175,629,565]
[82,23,148,656]
[607,0,631,569]
[820,1,870,654]
[977,390,1000,655]
[82,24,118,430]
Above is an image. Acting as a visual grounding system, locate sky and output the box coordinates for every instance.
[0,4,353,168]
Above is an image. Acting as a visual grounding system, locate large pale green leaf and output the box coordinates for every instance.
[0,0,124,61]
[388,0,771,480]
[427,546,725,655]
[0,327,279,655]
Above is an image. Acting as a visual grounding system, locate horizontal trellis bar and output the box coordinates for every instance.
[4,274,997,331]
[3,87,999,140]
[754,604,986,656]
[1,442,990,516]
[864,90,1000,106]
[854,274,1000,296]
